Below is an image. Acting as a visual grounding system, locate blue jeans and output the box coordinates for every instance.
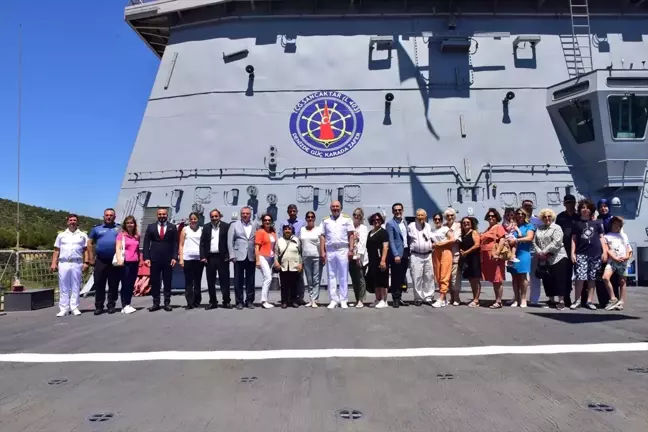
[302,256,322,301]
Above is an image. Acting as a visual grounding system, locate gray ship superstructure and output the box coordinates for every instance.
[121,0,648,284]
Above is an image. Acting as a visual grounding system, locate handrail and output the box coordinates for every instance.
[127,0,159,5]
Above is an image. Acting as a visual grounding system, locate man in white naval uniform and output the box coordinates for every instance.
[51,214,89,317]
[319,201,355,309]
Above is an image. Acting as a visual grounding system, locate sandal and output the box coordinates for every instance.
[468,300,479,308]
[489,302,502,309]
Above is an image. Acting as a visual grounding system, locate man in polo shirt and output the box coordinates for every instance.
[88,208,121,315]
[280,204,306,304]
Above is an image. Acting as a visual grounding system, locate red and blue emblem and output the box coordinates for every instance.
[289,91,364,158]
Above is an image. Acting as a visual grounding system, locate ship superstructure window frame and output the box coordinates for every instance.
[607,94,648,141]
[558,98,595,144]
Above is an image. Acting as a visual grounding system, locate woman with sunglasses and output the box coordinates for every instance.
[300,211,323,307]
[349,208,368,308]
[507,208,536,308]
[480,208,507,309]
[459,216,481,307]
[443,208,462,305]
[366,213,390,308]
[430,212,455,308]
[254,213,277,309]
[273,224,303,308]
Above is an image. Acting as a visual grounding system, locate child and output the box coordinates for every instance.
[500,208,520,264]
[602,216,631,310]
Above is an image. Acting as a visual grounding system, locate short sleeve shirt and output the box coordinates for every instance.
[54,229,88,261]
[320,215,354,249]
[89,223,121,260]
[572,220,604,257]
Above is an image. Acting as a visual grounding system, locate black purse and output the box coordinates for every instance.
[535,262,551,280]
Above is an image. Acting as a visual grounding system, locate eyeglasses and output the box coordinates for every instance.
[542,215,551,219]
[393,209,403,213]
[210,216,219,219]
[487,214,496,219]
[306,216,315,220]
[516,212,526,216]
[433,218,441,222]
[263,219,272,223]
[353,214,361,218]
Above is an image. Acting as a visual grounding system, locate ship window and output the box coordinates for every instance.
[558,99,595,144]
[608,95,648,140]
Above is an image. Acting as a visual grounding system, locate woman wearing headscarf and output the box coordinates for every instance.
[533,208,569,310]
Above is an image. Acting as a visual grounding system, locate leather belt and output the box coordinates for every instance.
[59,258,83,263]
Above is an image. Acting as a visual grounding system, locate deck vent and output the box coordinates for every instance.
[223,49,249,63]
[513,35,541,49]
[440,38,471,53]
[369,36,393,49]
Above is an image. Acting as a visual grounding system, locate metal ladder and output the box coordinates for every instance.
[569,0,593,76]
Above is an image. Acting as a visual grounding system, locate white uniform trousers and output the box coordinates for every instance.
[410,253,435,301]
[58,262,82,312]
[327,248,349,302]
[529,255,541,303]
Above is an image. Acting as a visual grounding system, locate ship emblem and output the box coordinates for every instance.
[289,91,364,158]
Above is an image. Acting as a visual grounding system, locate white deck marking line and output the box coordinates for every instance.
[1,343,647,363]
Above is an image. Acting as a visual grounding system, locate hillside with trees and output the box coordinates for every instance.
[0,198,102,249]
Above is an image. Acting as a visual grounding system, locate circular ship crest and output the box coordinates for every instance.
[289,91,364,158]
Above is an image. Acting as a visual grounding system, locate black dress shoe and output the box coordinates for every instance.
[414,300,422,307]
[205,303,217,310]
[291,303,300,308]
[148,305,161,312]
[298,299,307,306]
[281,303,288,309]
[246,303,255,309]
[94,309,104,316]
[236,304,244,310]
[185,305,194,310]
[164,305,173,312]
[393,302,400,308]
[222,303,233,309]
[107,307,116,314]
[193,302,201,308]
[398,300,409,306]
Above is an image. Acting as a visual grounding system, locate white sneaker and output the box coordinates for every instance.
[510,301,519,308]
[71,309,81,316]
[452,301,460,306]
[432,299,447,308]
[570,299,581,310]
[355,301,364,309]
[304,301,312,307]
[311,302,319,308]
[375,300,387,309]
[262,302,275,309]
[340,301,348,309]
[327,301,338,309]
[122,305,137,314]
[56,310,68,317]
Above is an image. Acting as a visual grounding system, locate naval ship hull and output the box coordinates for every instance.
[121,0,648,287]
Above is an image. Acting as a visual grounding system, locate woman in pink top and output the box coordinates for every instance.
[115,215,141,314]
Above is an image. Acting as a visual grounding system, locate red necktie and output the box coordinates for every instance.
[159,224,165,240]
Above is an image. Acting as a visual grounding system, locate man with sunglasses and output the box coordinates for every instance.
[200,209,231,309]
[386,203,410,307]
[280,204,307,305]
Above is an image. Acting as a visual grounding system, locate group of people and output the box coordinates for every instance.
[51,195,632,316]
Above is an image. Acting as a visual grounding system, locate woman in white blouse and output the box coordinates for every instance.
[349,208,369,308]
[178,212,204,309]
[300,211,322,308]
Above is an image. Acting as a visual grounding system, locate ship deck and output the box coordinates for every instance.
[1,285,648,432]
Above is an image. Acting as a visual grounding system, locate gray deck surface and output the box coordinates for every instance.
[1,284,647,432]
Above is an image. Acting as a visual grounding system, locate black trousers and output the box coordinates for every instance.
[541,258,571,300]
[150,260,173,305]
[94,256,121,309]
[121,261,138,307]
[234,258,256,306]
[206,253,231,305]
[390,249,410,301]
[183,260,204,307]
[280,271,300,305]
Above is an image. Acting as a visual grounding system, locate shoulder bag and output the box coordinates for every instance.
[112,236,126,267]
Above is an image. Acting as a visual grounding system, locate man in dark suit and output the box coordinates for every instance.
[143,207,178,312]
[386,202,410,308]
[200,208,231,309]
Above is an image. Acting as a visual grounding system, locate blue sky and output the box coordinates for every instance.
[0,0,159,218]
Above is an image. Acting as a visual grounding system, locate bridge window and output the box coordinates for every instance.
[558,99,595,144]
[608,95,648,140]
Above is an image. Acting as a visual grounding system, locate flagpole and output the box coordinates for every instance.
[13,25,24,292]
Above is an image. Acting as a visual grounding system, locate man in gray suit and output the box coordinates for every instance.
[227,206,257,309]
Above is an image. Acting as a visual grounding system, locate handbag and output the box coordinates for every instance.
[535,262,551,279]
[112,236,126,267]
[273,240,290,273]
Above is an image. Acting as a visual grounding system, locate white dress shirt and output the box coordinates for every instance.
[407,222,433,254]
[210,223,220,253]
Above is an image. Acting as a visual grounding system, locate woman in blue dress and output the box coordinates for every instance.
[508,208,536,307]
